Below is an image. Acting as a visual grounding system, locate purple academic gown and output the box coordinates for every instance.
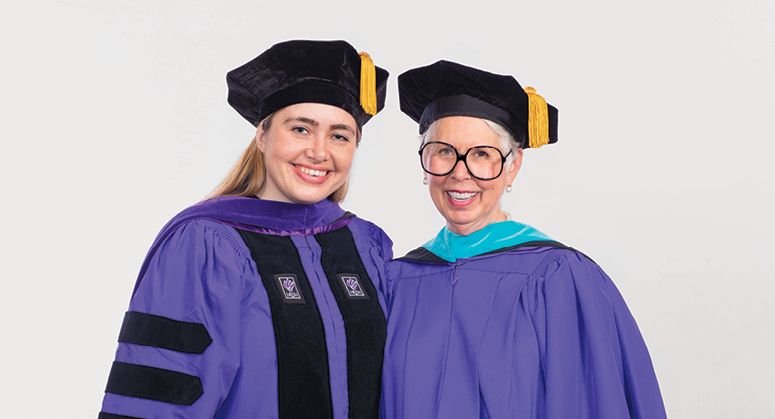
[381,222,666,419]
[99,196,392,419]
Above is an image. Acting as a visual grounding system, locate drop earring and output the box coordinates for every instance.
[423,177,429,185]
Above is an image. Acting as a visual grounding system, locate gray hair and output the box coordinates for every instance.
[419,118,520,166]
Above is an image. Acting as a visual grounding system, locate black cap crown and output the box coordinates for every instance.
[227,40,389,129]
[398,60,557,148]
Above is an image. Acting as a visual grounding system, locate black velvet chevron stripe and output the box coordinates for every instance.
[237,231,334,419]
[98,412,144,419]
[104,362,203,405]
[315,227,386,419]
[118,311,212,354]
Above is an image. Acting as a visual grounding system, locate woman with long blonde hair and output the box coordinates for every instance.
[99,39,391,419]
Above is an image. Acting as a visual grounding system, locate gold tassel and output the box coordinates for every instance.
[359,52,377,116]
[525,87,549,148]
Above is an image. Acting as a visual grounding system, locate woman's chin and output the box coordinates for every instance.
[442,207,506,236]
[443,215,481,236]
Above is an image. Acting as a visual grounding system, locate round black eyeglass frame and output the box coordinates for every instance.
[418,141,512,181]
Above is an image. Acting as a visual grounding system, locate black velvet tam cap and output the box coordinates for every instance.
[227,40,389,129]
[398,60,558,148]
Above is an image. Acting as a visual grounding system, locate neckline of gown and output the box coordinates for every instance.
[182,195,347,231]
[422,220,554,262]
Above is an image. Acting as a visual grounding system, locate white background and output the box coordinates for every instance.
[1,1,773,417]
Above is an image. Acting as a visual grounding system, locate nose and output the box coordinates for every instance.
[306,135,329,162]
[449,158,470,181]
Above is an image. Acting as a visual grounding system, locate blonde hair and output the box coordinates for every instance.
[207,114,356,203]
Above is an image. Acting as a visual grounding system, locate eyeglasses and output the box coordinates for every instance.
[419,141,512,181]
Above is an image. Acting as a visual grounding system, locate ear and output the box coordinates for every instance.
[504,148,523,185]
[255,124,267,152]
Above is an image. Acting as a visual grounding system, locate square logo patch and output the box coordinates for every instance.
[273,274,306,304]
[337,273,369,299]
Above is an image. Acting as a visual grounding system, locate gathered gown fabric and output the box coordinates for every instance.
[381,221,666,419]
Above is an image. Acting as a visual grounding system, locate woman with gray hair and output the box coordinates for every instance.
[381,60,666,419]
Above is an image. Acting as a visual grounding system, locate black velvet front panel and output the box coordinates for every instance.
[237,230,334,419]
[315,227,386,419]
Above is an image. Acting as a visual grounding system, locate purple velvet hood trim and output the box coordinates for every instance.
[132,196,351,296]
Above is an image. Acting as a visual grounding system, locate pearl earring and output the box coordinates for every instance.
[505,185,512,193]
[423,177,429,185]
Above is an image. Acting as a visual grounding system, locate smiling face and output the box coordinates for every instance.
[256,103,358,205]
[425,116,523,236]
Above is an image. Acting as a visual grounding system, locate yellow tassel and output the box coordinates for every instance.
[359,52,377,116]
[525,86,549,148]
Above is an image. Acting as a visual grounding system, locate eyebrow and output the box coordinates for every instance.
[285,116,318,127]
[284,116,356,134]
[330,123,356,134]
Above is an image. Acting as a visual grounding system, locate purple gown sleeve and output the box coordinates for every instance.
[349,217,394,305]
[524,250,666,418]
[370,222,394,302]
[100,220,255,418]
